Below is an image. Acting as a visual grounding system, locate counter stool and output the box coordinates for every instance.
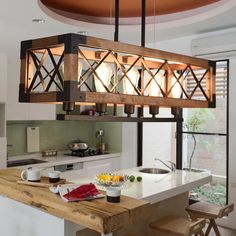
[186,202,234,236]
[149,215,206,236]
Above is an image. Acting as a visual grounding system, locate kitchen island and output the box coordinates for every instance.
[0,167,211,236]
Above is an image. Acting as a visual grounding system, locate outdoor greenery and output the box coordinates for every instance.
[183,108,215,170]
[193,184,226,207]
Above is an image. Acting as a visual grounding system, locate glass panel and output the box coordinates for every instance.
[182,97,227,134]
[182,60,228,206]
[183,134,226,175]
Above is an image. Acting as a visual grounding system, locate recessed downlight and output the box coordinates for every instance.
[32,18,46,23]
[77,31,88,35]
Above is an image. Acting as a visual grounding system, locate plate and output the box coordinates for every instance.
[53,184,105,202]
[95,173,129,187]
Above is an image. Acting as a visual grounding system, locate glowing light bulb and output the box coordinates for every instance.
[94,63,112,92]
[78,61,82,81]
[123,66,139,95]
[146,70,165,97]
[171,72,183,98]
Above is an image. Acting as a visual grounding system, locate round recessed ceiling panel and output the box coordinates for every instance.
[40,0,221,25]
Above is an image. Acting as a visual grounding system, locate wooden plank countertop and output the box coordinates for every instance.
[0,169,150,234]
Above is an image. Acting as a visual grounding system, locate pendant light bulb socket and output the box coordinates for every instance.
[63,102,75,114]
[124,104,135,117]
[96,103,107,116]
[149,105,159,118]
[171,107,181,118]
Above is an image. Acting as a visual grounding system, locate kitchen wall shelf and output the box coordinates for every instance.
[57,114,183,122]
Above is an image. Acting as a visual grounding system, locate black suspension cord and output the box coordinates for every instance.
[137,0,146,166]
[114,0,119,41]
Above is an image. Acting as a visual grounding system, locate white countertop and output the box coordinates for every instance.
[8,152,121,169]
[72,167,212,204]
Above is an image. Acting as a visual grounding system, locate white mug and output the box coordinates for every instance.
[21,168,41,182]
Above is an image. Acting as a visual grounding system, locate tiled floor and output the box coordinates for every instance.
[209,226,236,236]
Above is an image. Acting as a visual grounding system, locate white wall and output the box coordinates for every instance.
[0,53,7,168]
[225,58,236,229]
[143,108,176,166]
[155,35,194,55]
[0,54,7,103]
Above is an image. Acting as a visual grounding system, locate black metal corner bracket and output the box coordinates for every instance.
[20,40,32,59]
[58,33,85,54]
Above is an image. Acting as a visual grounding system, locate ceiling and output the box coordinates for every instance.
[1,0,236,52]
[40,0,219,18]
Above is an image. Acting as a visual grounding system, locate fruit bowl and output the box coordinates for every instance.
[95,173,129,187]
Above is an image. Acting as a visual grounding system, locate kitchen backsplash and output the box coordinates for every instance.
[93,122,122,153]
[7,121,122,156]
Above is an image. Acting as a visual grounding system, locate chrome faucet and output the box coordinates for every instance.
[154,158,176,172]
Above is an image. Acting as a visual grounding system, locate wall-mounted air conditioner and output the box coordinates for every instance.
[191,30,236,59]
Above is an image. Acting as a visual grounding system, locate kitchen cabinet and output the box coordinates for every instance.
[60,169,86,180]
[13,154,121,180]
[54,162,85,180]
[7,93,56,121]
[58,156,121,180]
[84,156,121,177]
[6,53,56,120]
[41,166,85,182]
[27,104,56,120]
[41,167,54,176]
[46,155,121,180]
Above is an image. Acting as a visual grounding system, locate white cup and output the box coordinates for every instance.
[21,168,41,182]
[106,186,121,203]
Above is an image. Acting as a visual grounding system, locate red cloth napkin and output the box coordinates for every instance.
[63,183,100,201]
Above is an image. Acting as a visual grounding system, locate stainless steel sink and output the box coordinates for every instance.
[139,168,170,174]
[7,159,48,167]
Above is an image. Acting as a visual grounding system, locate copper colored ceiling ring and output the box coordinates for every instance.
[40,0,220,18]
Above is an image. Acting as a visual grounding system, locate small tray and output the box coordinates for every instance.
[17,176,66,188]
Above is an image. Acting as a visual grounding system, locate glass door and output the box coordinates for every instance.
[181,60,229,206]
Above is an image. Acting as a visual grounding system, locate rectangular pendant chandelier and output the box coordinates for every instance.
[19,33,216,120]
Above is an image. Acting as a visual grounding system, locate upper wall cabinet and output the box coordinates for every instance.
[6,52,55,120]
